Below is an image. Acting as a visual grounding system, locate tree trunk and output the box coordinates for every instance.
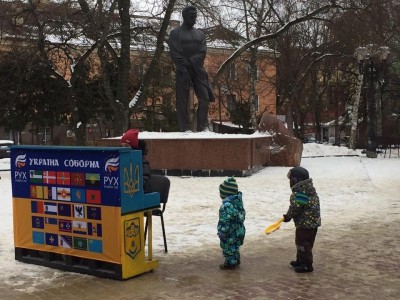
[116,0,131,135]
[249,48,258,131]
[285,99,294,135]
[349,72,363,150]
[334,88,340,145]
[377,84,383,137]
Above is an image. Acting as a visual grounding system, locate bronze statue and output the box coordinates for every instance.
[169,6,214,132]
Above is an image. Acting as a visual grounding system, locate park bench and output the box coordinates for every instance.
[376,136,400,158]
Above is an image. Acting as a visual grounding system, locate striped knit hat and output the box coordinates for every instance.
[219,177,239,199]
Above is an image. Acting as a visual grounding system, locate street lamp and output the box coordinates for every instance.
[355,45,390,158]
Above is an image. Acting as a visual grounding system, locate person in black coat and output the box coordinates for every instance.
[120,129,170,204]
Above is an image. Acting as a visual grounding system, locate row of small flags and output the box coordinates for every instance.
[31,201,102,220]
[32,231,102,253]
[32,216,102,237]
[30,185,101,204]
[30,170,100,187]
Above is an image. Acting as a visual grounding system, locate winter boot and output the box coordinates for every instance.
[219,263,239,270]
[290,260,301,268]
[294,265,314,273]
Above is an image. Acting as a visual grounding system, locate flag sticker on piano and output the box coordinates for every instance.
[88,222,103,237]
[59,235,73,248]
[31,216,44,229]
[71,172,85,187]
[74,204,85,219]
[42,171,56,184]
[57,187,71,201]
[71,188,86,203]
[58,219,72,232]
[30,185,43,199]
[88,239,103,254]
[73,237,88,251]
[45,217,58,225]
[31,200,44,214]
[85,173,100,187]
[42,186,49,199]
[86,190,101,204]
[58,203,72,217]
[30,185,49,199]
[30,170,43,183]
[45,232,58,246]
[44,202,58,215]
[87,206,102,220]
[57,172,71,186]
[32,231,45,245]
[72,220,87,235]
[50,187,58,200]
[44,217,58,230]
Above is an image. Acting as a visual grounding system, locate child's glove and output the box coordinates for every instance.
[283,214,291,222]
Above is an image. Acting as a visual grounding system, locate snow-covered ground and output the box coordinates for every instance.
[0,142,399,293]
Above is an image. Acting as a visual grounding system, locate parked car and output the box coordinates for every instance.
[0,140,14,158]
[303,136,316,143]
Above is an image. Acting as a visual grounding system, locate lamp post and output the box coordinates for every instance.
[355,45,389,158]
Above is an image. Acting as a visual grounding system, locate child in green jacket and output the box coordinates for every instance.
[217,177,246,270]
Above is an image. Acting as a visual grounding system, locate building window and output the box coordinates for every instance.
[227,94,236,111]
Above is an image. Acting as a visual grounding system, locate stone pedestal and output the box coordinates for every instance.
[97,135,272,177]
[258,113,303,167]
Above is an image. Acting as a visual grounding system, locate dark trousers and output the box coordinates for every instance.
[147,174,170,204]
[295,228,318,267]
[175,69,210,132]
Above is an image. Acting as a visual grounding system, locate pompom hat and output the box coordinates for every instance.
[219,177,239,199]
[120,129,139,149]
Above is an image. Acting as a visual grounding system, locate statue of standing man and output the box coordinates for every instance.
[169,6,214,132]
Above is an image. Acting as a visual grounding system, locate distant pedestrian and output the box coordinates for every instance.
[283,167,321,273]
[217,177,246,270]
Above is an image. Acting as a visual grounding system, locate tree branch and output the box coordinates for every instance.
[211,3,342,86]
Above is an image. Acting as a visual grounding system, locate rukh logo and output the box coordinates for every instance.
[14,154,28,183]
[105,157,119,172]
[123,162,140,197]
[15,154,27,168]
[14,171,28,183]
[103,176,119,189]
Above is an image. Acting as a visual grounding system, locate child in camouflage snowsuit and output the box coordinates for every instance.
[217,177,246,270]
[283,166,321,273]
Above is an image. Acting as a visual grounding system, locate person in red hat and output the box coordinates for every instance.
[121,129,170,204]
[120,129,139,148]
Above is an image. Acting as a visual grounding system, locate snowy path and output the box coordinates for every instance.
[0,146,399,297]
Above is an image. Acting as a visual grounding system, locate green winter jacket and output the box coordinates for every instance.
[285,178,321,229]
[217,192,246,244]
